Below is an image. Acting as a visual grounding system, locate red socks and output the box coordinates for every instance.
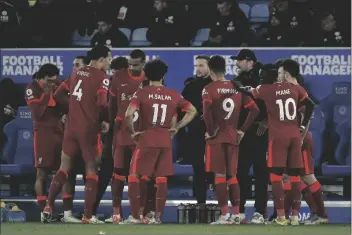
[155,177,168,219]
[228,177,240,215]
[84,175,98,219]
[289,176,301,216]
[128,175,141,219]
[283,183,292,218]
[47,169,68,208]
[309,181,326,217]
[214,177,229,216]
[270,173,285,217]
[62,194,73,211]
[112,174,125,216]
[37,195,47,211]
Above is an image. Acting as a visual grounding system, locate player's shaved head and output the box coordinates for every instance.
[208,55,226,76]
[143,59,168,82]
[130,49,146,62]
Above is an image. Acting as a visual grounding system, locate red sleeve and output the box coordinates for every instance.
[252,84,270,100]
[25,84,51,121]
[129,90,142,109]
[108,74,118,122]
[240,93,259,132]
[97,75,110,122]
[202,87,216,136]
[297,85,308,103]
[53,79,70,114]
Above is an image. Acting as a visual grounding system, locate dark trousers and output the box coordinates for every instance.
[237,128,269,215]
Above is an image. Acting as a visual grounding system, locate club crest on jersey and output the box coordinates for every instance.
[202,88,208,96]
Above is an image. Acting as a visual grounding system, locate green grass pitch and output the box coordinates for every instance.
[1,223,351,235]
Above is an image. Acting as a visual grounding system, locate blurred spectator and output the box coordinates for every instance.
[110,56,129,72]
[308,12,348,47]
[0,78,25,157]
[268,0,311,46]
[22,0,75,47]
[91,16,129,48]
[202,0,252,47]
[0,0,23,47]
[147,0,192,47]
[260,12,293,46]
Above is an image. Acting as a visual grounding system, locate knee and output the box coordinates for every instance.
[36,169,47,181]
[301,174,317,185]
[113,168,129,177]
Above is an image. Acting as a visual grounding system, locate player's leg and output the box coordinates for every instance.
[301,174,328,224]
[205,144,231,224]
[286,137,305,225]
[35,168,48,211]
[226,144,241,224]
[282,172,292,218]
[268,139,289,225]
[109,146,129,223]
[143,178,156,218]
[152,147,175,224]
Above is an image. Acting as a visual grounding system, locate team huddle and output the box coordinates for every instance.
[25,45,327,225]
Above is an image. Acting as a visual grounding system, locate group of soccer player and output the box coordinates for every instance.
[25,44,327,225]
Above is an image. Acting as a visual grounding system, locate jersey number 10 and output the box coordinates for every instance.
[276,98,297,121]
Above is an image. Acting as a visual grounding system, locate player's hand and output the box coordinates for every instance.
[131,131,144,142]
[237,130,245,144]
[256,124,268,136]
[205,128,219,140]
[169,127,179,139]
[101,121,110,133]
[299,125,306,133]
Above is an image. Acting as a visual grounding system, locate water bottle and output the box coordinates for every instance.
[207,204,213,223]
[177,204,185,224]
[189,204,196,224]
[199,204,207,223]
[195,204,200,224]
[214,205,221,221]
[185,204,191,224]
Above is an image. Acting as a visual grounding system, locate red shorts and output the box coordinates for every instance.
[301,133,314,175]
[62,130,102,163]
[205,143,239,175]
[113,145,136,169]
[33,129,62,170]
[268,137,303,169]
[130,146,174,177]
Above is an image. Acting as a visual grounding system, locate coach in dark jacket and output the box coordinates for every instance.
[232,49,269,223]
[176,55,212,205]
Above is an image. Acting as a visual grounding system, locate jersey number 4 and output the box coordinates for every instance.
[152,103,167,125]
[73,79,83,101]
[276,98,297,121]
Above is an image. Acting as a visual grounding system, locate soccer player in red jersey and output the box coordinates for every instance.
[42,45,112,224]
[235,59,315,225]
[107,50,146,223]
[25,64,66,223]
[124,59,197,224]
[202,56,259,224]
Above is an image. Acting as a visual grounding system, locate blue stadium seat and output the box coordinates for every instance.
[249,3,269,23]
[191,28,210,46]
[130,28,151,47]
[309,106,325,167]
[333,105,351,125]
[0,106,34,175]
[334,120,351,165]
[239,3,250,18]
[119,28,131,41]
[322,163,350,176]
[72,29,97,47]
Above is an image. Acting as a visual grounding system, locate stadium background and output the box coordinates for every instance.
[0,0,351,230]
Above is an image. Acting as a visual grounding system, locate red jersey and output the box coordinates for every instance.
[63,66,109,134]
[25,80,64,131]
[252,82,308,140]
[129,85,191,148]
[109,69,145,146]
[202,80,259,145]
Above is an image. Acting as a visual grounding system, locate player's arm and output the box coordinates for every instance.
[173,95,197,131]
[53,79,70,114]
[97,77,110,123]
[108,73,118,123]
[201,88,216,136]
[25,85,51,121]
[298,88,315,130]
[171,114,178,128]
[239,94,259,132]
